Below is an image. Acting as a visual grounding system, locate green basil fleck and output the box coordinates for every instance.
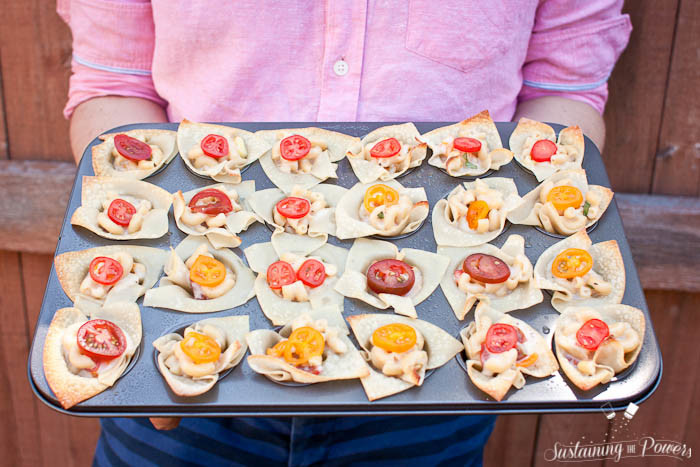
[583,201,591,216]
[378,211,384,219]
[463,154,477,169]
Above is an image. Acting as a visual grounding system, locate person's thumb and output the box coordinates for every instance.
[149,417,181,430]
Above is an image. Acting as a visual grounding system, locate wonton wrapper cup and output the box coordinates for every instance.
[256,127,359,193]
[346,123,427,183]
[335,180,429,240]
[432,178,521,247]
[153,315,249,396]
[243,241,348,325]
[347,314,463,401]
[534,230,625,312]
[177,120,270,183]
[507,169,614,236]
[509,118,585,182]
[93,129,177,180]
[459,303,559,401]
[71,176,172,240]
[143,235,255,313]
[422,110,513,177]
[43,302,142,409]
[173,181,261,249]
[334,238,449,318]
[554,305,645,391]
[438,234,543,320]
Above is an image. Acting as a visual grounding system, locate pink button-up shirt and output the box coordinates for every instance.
[58,0,631,122]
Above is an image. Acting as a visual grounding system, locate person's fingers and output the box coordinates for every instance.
[149,417,181,430]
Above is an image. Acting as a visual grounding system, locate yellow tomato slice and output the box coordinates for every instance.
[466,200,490,230]
[517,353,538,368]
[546,186,583,214]
[363,184,399,213]
[266,340,288,358]
[288,327,325,358]
[190,255,226,287]
[180,331,221,364]
[551,248,593,279]
[371,323,417,353]
[268,327,325,366]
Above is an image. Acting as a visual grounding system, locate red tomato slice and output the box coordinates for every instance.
[114,134,152,161]
[188,189,233,215]
[107,199,137,226]
[280,135,311,161]
[369,138,401,158]
[276,197,311,219]
[463,254,510,284]
[366,259,415,296]
[297,259,326,288]
[530,139,558,162]
[484,323,518,354]
[201,134,229,158]
[267,261,297,289]
[576,318,610,350]
[77,319,127,360]
[89,256,124,286]
[453,137,482,153]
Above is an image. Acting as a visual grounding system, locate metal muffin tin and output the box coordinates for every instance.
[28,122,662,416]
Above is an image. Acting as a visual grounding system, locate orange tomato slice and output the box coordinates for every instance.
[266,340,288,358]
[363,184,399,213]
[288,327,324,358]
[190,255,226,287]
[551,248,593,279]
[371,323,417,353]
[180,331,221,364]
[467,200,490,230]
[268,327,325,366]
[546,186,583,214]
[517,353,538,367]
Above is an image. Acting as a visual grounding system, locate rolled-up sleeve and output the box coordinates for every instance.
[518,0,632,114]
[57,0,166,118]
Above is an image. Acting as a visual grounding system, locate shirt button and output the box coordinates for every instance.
[333,60,348,76]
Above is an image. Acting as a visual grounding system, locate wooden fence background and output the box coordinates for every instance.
[0,1,697,466]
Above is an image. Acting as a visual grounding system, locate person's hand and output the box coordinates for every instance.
[150,417,181,430]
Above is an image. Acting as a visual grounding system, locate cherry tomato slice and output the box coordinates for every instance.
[366,259,415,296]
[89,256,124,285]
[453,137,482,153]
[188,189,233,215]
[466,200,490,230]
[266,340,288,358]
[463,253,510,284]
[107,198,137,226]
[267,261,297,289]
[363,184,399,213]
[200,134,229,158]
[189,255,226,287]
[369,138,401,158]
[280,135,311,161]
[277,327,325,366]
[546,186,583,214]
[288,327,325,358]
[180,331,221,364]
[530,139,558,162]
[576,318,610,350]
[114,133,152,161]
[551,248,593,279]
[276,197,311,219]
[485,323,519,354]
[517,353,538,367]
[372,323,417,353]
[297,259,326,288]
[77,319,127,360]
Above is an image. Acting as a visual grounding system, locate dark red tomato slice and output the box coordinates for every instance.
[114,134,152,161]
[297,259,326,288]
[576,319,610,350]
[453,137,482,153]
[463,254,510,284]
[89,256,124,286]
[77,319,127,360]
[201,134,229,158]
[485,323,518,354]
[188,189,233,215]
[107,199,137,226]
[369,138,401,158]
[276,197,311,219]
[280,135,311,161]
[267,261,297,289]
[530,139,558,162]
[366,259,415,296]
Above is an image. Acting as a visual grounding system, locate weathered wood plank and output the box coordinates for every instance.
[484,415,539,467]
[533,414,609,466]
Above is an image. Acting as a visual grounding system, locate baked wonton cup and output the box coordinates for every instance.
[153,315,249,396]
[346,123,427,183]
[43,302,141,409]
[173,181,261,249]
[334,238,449,318]
[554,305,645,391]
[92,129,178,180]
[335,180,429,239]
[432,178,521,247]
[438,234,543,320]
[177,120,270,183]
[509,118,585,181]
[348,314,463,401]
[507,169,614,236]
[422,110,513,177]
[243,240,348,326]
[460,303,559,401]
[143,235,255,313]
[534,230,625,313]
[256,127,359,193]
[71,176,172,240]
